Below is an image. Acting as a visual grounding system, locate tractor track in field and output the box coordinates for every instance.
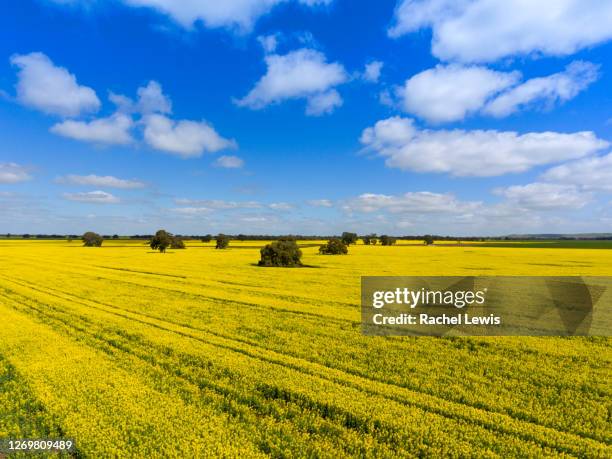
[0,275,609,455]
[0,293,398,457]
[0,289,594,457]
[2,292,480,457]
[0,256,358,320]
[1,272,609,443]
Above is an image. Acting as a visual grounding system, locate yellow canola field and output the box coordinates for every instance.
[0,239,610,457]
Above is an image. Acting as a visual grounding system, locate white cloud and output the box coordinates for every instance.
[175,198,261,209]
[494,183,591,210]
[269,202,294,210]
[343,191,481,214]
[108,92,134,112]
[143,114,236,157]
[398,64,518,123]
[171,207,213,215]
[120,0,332,32]
[258,34,279,53]
[389,0,612,63]
[63,190,120,204]
[50,113,134,144]
[360,116,609,177]
[305,89,343,115]
[542,153,612,192]
[214,155,244,168]
[240,216,268,223]
[109,80,172,115]
[307,199,333,207]
[10,52,100,117]
[397,61,597,123]
[236,48,348,115]
[363,61,383,82]
[484,61,599,117]
[136,80,172,114]
[0,163,31,184]
[56,174,145,189]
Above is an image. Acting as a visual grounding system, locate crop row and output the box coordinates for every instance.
[0,280,609,457]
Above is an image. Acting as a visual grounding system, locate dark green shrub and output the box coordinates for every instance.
[171,237,185,249]
[424,235,435,245]
[216,234,230,249]
[319,238,348,255]
[259,239,303,267]
[150,229,172,253]
[341,232,358,245]
[362,234,377,245]
[82,231,103,247]
[379,235,397,246]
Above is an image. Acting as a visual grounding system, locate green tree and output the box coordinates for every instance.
[362,233,377,245]
[379,235,397,246]
[171,236,185,249]
[341,232,358,245]
[150,229,172,253]
[216,234,230,249]
[424,235,435,245]
[259,239,302,267]
[201,234,212,243]
[82,231,103,247]
[319,238,348,255]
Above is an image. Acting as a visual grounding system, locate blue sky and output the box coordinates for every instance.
[2,0,612,235]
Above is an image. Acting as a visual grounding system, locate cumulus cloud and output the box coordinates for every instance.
[0,163,32,184]
[175,198,261,209]
[10,52,100,117]
[542,153,612,192]
[109,80,172,115]
[397,61,597,123]
[106,81,235,157]
[398,64,519,123]
[56,174,145,189]
[258,34,279,53]
[484,61,599,117]
[307,199,333,207]
[214,155,244,168]
[343,191,481,214]
[63,190,120,204]
[363,61,383,83]
[236,48,348,115]
[135,80,172,114]
[305,89,343,115]
[143,114,236,157]
[119,0,332,32]
[50,113,134,144]
[494,182,591,210]
[360,116,609,177]
[171,207,213,216]
[269,202,294,210]
[389,0,612,62]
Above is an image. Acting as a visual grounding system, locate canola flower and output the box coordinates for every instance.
[0,239,610,457]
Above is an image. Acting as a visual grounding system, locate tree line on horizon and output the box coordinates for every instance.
[76,230,444,268]
[2,232,508,242]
